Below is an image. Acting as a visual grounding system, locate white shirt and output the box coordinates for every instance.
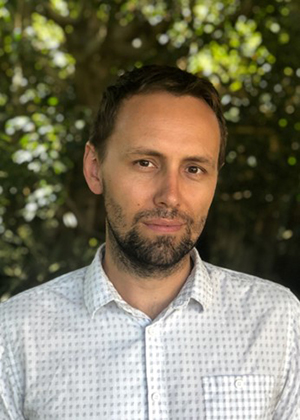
[0,245,299,419]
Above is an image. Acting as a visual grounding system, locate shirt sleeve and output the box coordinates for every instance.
[273,292,300,419]
[0,309,26,420]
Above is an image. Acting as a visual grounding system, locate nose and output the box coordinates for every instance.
[153,168,182,208]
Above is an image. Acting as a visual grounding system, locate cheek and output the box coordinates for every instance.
[105,177,151,219]
[188,182,217,217]
[117,179,152,207]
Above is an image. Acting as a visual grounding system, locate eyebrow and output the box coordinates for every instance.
[125,148,163,158]
[125,148,216,168]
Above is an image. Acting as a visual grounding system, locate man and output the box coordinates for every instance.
[0,65,299,419]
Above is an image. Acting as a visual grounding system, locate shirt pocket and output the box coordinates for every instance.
[202,374,274,420]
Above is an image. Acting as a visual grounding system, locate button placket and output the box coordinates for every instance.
[145,324,167,419]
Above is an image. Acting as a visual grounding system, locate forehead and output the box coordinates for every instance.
[115,92,219,132]
[108,92,220,159]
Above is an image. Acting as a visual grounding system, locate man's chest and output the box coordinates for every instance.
[21,306,283,419]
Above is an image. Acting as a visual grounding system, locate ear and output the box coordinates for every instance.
[83,142,103,195]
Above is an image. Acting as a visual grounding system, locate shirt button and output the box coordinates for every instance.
[148,328,157,336]
[234,377,244,389]
[151,392,161,402]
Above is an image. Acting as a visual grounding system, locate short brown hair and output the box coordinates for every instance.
[90,65,227,169]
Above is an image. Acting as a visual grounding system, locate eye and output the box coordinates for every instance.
[186,165,203,175]
[135,159,155,168]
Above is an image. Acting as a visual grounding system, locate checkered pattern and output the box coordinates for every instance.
[0,245,299,419]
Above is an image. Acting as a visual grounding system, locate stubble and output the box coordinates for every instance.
[103,190,206,279]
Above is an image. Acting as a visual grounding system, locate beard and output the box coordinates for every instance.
[104,191,206,278]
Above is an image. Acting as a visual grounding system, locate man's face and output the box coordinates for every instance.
[89,92,220,275]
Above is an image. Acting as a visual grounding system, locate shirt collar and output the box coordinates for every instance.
[167,248,214,312]
[84,244,115,318]
[84,244,214,318]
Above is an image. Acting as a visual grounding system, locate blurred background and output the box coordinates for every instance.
[0,0,299,301]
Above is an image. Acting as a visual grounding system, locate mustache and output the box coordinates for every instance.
[133,208,194,225]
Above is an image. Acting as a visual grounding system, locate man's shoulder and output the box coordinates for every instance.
[203,261,299,309]
[0,266,88,324]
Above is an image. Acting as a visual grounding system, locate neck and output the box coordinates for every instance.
[102,239,193,319]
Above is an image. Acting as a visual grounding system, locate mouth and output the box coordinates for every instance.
[142,219,185,233]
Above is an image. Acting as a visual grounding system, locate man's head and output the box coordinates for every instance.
[84,65,227,277]
[89,65,227,170]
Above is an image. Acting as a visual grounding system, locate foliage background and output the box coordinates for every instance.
[0,0,299,300]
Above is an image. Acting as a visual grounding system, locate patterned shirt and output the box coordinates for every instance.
[0,245,299,420]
